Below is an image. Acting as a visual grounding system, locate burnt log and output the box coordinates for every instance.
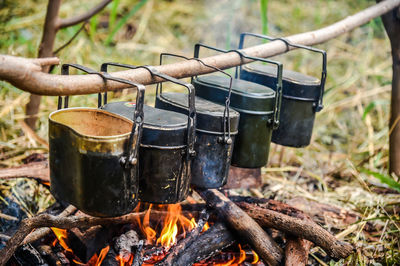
[0,211,146,265]
[13,244,47,266]
[197,189,283,266]
[235,201,354,259]
[68,225,115,263]
[157,209,209,266]
[172,222,235,265]
[36,245,70,266]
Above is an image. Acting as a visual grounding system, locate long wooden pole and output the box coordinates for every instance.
[0,0,399,96]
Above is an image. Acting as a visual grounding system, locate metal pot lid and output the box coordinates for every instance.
[101,102,188,147]
[194,75,276,115]
[157,92,239,134]
[243,64,320,100]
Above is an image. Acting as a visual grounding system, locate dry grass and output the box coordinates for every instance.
[0,0,399,264]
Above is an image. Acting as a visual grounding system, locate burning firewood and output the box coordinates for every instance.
[157,209,209,266]
[197,188,284,266]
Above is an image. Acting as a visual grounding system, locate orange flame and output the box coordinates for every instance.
[116,254,133,266]
[214,256,236,266]
[51,227,72,252]
[137,203,198,249]
[202,222,210,232]
[95,246,110,266]
[237,244,246,264]
[142,204,156,244]
[251,250,259,264]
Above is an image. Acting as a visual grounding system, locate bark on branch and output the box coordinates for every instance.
[1,0,399,96]
[57,0,112,29]
[197,189,283,266]
[0,211,145,266]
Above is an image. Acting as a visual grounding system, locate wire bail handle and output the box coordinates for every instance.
[100,63,146,169]
[99,63,196,160]
[160,52,233,145]
[60,63,144,170]
[194,43,283,129]
[58,65,104,110]
[59,64,108,109]
[239,32,327,112]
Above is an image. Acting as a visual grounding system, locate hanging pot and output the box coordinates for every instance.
[239,33,327,147]
[99,63,196,204]
[192,44,283,168]
[155,53,240,188]
[49,64,145,217]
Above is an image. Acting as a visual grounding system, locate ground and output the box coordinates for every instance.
[0,0,399,265]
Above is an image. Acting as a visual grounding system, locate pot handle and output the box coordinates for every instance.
[61,63,145,170]
[99,63,196,160]
[239,32,327,112]
[194,43,283,130]
[59,64,109,109]
[159,53,233,145]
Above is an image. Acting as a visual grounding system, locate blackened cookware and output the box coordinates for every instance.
[239,33,327,147]
[193,44,283,168]
[100,63,196,204]
[49,64,145,217]
[154,53,240,188]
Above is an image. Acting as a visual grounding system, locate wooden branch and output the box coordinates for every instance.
[54,22,88,54]
[197,189,283,266]
[236,201,354,259]
[57,0,112,29]
[157,210,209,266]
[0,161,50,183]
[0,0,399,96]
[171,222,236,266]
[25,0,62,129]
[284,235,313,266]
[22,205,77,245]
[0,211,145,265]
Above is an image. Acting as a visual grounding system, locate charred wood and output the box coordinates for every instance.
[100,246,119,266]
[157,209,209,266]
[132,240,144,266]
[36,245,69,266]
[0,211,146,265]
[13,243,48,266]
[172,222,235,266]
[114,230,140,263]
[197,189,283,266]
[235,201,354,259]
[68,225,115,263]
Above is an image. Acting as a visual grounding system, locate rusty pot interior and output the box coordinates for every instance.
[49,108,133,138]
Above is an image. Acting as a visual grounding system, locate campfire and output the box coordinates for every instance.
[44,201,261,266]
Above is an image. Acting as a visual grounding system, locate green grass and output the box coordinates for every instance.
[0,0,399,264]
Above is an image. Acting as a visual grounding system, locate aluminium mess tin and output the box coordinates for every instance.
[241,64,322,147]
[155,92,240,188]
[101,102,193,204]
[193,75,276,168]
[49,108,139,217]
[239,33,326,147]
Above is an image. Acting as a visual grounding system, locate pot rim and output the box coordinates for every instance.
[49,107,134,141]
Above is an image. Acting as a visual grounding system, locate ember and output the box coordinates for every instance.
[47,203,262,265]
